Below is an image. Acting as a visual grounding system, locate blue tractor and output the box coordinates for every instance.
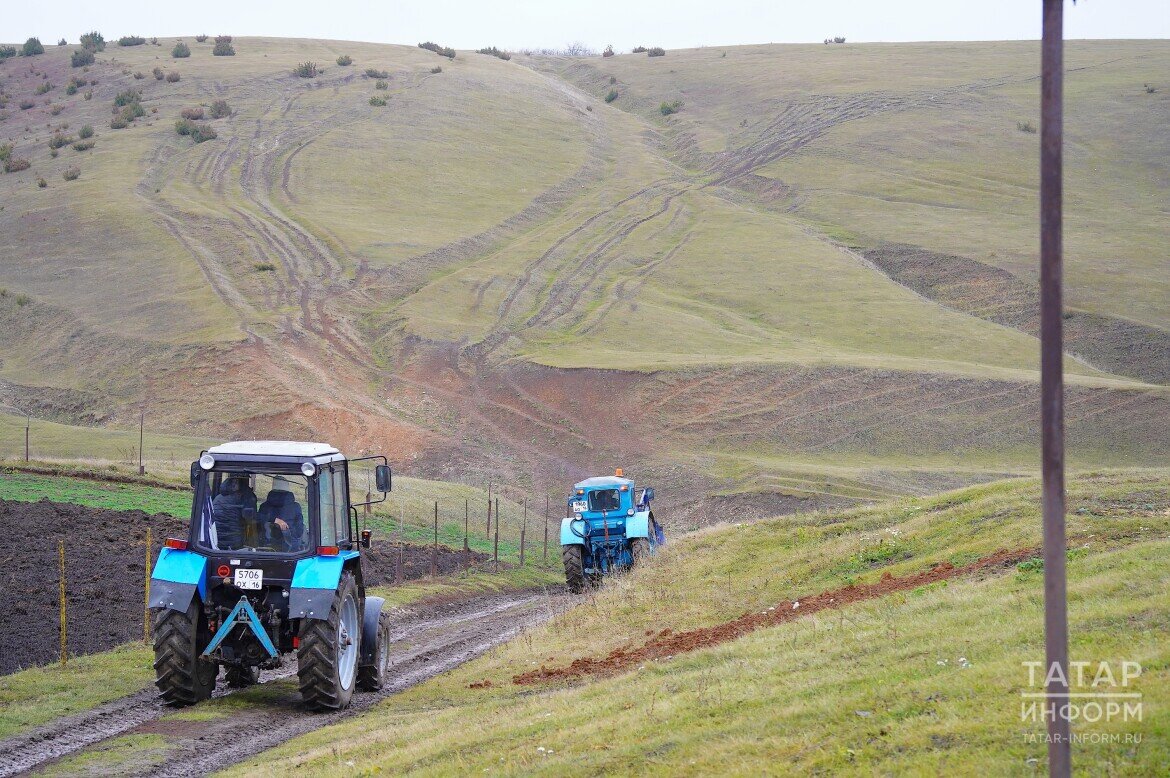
[148,441,392,710]
[560,469,664,592]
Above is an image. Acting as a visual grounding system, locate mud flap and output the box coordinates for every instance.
[148,579,197,612]
[360,596,386,667]
[149,548,207,612]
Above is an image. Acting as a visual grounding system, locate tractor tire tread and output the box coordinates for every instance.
[152,602,215,707]
[297,571,358,711]
[562,545,586,593]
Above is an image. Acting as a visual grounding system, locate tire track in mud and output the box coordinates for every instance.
[0,591,566,777]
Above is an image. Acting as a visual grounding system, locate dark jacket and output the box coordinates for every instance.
[258,490,305,550]
[211,479,258,550]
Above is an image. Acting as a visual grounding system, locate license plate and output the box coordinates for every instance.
[234,568,263,590]
[571,501,586,513]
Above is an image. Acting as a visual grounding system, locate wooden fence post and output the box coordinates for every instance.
[58,540,67,666]
[432,501,438,578]
[144,527,152,644]
[493,497,500,572]
[543,495,549,565]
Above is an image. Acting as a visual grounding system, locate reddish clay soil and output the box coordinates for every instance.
[0,499,487,675]
[512,546,1038,685]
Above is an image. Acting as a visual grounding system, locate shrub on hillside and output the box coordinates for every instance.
[58,38,67,46]
[134,71,146,79]
[114,88,141,107]
[150,37,158,45]
[172,41,190,58]
[418,41,441,53]
[110,114,128,129]
[180,106,204,120]
[49,104,63,115]
[208,99,231,118]
[369,95,387,106]
[430,66,442,74]
[1017,121,1036,133]
[364,68,389,79]
[659,100,682,115]
[83,90,92,100]
[476,46,511,61]
[37,176,47,188]
[647,47,665,57]
[62,165,79,180]
[215,35,232,44]
[195,34,208,43]
[603,45,615,57]
[35,81,53,94]
[78,124,94,138]
[153,67,164,80]
[176,118,217,142]
[80,31,105,51]
[71,49,95,67]
[605,89,618,103]
[166,71,180,82]
[1144,83,1156,94]
[632,46,647,54]
[4,157,30,172]
[336,55,352,66]
[72,139,94,151]
[23,38,45,57]
[213,41,235,56]
[118,35,146,47]
[254,262,276,272]
[0,143,11,161]
[440,47,455,59]
[0,46,17,60]
[48,133,73,149]
[19,98,35,110]
[375,80,387,90]
[293,62,319,78]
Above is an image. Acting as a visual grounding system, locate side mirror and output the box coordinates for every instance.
[644,487,655,502]
[375,465,392,493]
[189,461,200,488]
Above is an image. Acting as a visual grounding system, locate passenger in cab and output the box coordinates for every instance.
[259,477,305,551]
[211,476,258,550]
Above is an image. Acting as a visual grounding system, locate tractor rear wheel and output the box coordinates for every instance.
[297,571,360,711]
[562,545,586,593]
[630,538,651,565]
[225,665,260,688]
[357,612,390,692]
[152,600,217,707]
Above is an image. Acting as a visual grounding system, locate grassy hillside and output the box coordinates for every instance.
[236,470,1170,775]
[1,38,1166,509]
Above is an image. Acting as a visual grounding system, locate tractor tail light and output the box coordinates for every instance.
[216,564,231,577]
[164,537,188,550]
[317,546,340,556]
[292,636,300,648]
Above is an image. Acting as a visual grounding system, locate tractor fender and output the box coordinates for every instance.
[148,547,207,612]
[560,517,587,546]
[289,551,360,620]
[359,595,386,666]
[625,510,652,540]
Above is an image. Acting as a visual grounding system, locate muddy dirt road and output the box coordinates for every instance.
[0,589,565,777]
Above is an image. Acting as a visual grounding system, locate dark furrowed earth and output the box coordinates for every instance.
[0,499,488,675]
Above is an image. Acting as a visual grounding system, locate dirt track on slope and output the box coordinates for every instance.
[513,546,1038,685]
[0,499,488,675]
[0,589,565,777]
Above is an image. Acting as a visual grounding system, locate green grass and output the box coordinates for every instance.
[233,470,1170,774]
[0,471,192,516]
[40,733,169,776]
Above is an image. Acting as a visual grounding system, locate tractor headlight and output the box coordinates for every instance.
[199,453,215,470]
[301,461,317,477]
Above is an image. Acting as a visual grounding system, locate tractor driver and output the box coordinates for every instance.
[258,477,306,551]
[211,476,259,550]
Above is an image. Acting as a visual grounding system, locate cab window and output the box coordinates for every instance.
[318,473,337,546]
[331,467,350,543]
[588,489,621,512]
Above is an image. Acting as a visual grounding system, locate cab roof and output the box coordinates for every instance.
[207,441,342,462]
[573,475,634,490]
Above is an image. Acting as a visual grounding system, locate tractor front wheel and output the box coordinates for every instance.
[297,571,360,711]
[152,600,217,707]
[630,538,651,565]
[225,665,260,688]
[357,612,390,692]
[562,545,586,593]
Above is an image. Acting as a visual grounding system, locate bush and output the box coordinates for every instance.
[0,46,17,60]
[0,143,11,161]
[114,88,141,107]
[1017,121,1036,133]
[375,80,388,90]
[215,35,233,44]
[336,55,352,66]
[62,166,80,180]
[647,47,665,57]
[133,71,146,79]
[79,124,94,138]
[15,294,31,306]
[293,62,319,78]
[418,41,441,53]
[369,95,387,106]
[72,140,94,151]
[153,67,164,80]
[71,49,94,67]
[632,46,647,54]
[1145,83,1156,94]
[35,81,53,95]
[213,41,235,56]
[605,89,618,103]
[166,71,180,82]
[37,177,47,188]
[118,35,146,47]
[430,66,442,74]
[110,114,128,129]
[440,47,455,59]
[476,46,511,61]
[172,41,190,58]
[58,38,67,46]
[254,262,276,272]
[364,68,389,79]
[23,38,45,57]
[195,34,208,43]
[49,104,63,115]
[603,45,615,57]
[80,31,105,52]
[208,99,231,118]
[176,118,216,142]
[48,133,73,149]
[19,98,34,110]
[659,100,682,115]
[175,117,195,135]
[49,148,58,158]
[4,157,30,172]
[150,37,158,46]
[83,90,92,100]
[180,106,204,120]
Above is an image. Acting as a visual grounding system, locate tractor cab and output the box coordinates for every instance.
[148,441,394,710]
[559,469,664,592]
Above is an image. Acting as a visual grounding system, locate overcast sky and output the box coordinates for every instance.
[4,0,1167,51]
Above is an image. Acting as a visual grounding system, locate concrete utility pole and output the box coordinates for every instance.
[1040,0,1070,774]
